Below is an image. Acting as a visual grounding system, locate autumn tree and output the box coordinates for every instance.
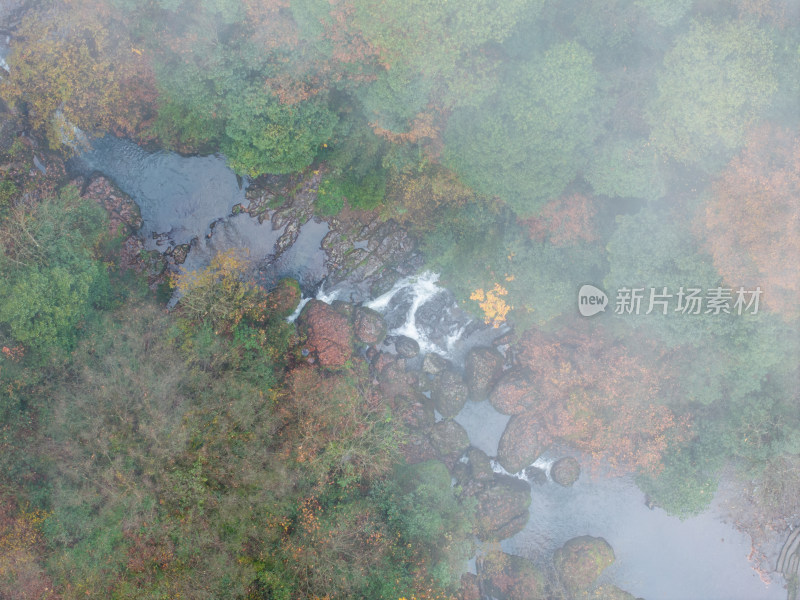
[512,325,690,474]
[701,124,800,319]
[1,0,156,148]
[646,19,778,169]
[521,193,599,247]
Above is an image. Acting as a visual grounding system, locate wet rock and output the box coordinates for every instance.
[553,536,615,596]
[479,552,546,600]
[464,474,531,541]
[296,299,352,369]
[465,347,504,401]
[497,413,545,474]
[395,335,420,358]
[378,357,417,398]
[422,352,449,375]
[432,369,469,418]
[381,287,415,329]
[458,572,481,600]
[524,465,548,485]
[394,393,435,431]
[467,447,494,481]
[331,299,354,320]
[430,419,470,459]
[551,456,581,487]
[170,243,190,265]
[353,306,387,345]
[265,278,301,318]
[490,370,537,415]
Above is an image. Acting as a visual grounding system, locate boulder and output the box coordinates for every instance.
[395,335,420,358]
[431,369,469,418]
[422,352,450,375]
[331,299,354,320]
[497,413,546,474]
[553,536,615,596]
[465,347,504,401]
[479,552,546,600]
[378,357,417,398]
[353,305,387,345]
[463,474,531,541]
[552,457,581,487]
[430,419,470,459]
[467,447,495,481]
[394,393,435,431]
[490,370,537,415]
[297,300,352,368]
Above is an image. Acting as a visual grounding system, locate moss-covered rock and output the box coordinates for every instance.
[553,536,615,596]
[479,552,547,600]
[552,456,581,487]
[490,369,537,415]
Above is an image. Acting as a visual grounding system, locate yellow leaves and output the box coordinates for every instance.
[470,283,510,328]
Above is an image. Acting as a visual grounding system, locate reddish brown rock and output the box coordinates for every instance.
[497,413,546,474]
[297,300,353,368]
[353,305,387,345]
[490,370,537,415]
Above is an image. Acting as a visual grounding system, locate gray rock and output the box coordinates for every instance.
[395,335,420,358]
[465,346,504,401]
[422,352,449,375]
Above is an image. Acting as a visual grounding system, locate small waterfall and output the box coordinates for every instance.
[366,271,450,355]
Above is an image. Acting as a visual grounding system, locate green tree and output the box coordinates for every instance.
[647,20,778,168]
[0,187,110,361]
[444,42,603,216]
[222,86,337,176]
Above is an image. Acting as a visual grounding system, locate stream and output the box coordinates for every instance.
[73,136,786,600]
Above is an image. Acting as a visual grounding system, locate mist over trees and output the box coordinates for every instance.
[0,0,798,598]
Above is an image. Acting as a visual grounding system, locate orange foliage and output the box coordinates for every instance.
[515,326,689,473]
[470,284,511,328]
[2,0,157,146]
[701,124,800,319]
[522,194,599,246]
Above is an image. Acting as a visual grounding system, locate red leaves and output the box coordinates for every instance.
[701,124,800,319]
[521,193,599,247]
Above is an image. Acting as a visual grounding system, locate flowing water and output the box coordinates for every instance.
[78,136,785,600]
